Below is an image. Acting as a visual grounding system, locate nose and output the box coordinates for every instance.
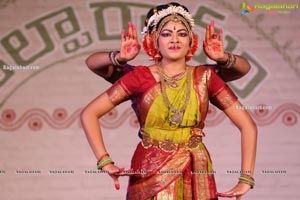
[171,34,179,43]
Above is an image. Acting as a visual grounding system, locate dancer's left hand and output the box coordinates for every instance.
[202,20,226,63]
[216,182,251,199]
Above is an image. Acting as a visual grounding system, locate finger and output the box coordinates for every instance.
[128,21,133,39]
[111,175,120,190]
[212,33,218,39]
[115,168,134,176]
[209,20,215,38]
[131,22,138,40]
[121,29,126,42]
[219,28,223,42]
[202,40,207,50]
[203,41,211,52]
[114,179,120,190]
[108,167,122,176]
[205,24,210,41]
[216,192,234,197]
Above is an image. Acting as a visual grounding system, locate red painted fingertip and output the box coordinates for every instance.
[115,182,120,190]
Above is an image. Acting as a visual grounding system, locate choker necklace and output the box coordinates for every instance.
[161,67,187,88]
[159,65,191,126]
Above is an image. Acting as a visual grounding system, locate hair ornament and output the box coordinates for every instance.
[141,5,194,35]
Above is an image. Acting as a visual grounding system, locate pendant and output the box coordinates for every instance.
[169,81,178,88]
[169,112,183,125]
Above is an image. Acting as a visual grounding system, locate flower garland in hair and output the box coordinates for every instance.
[142,6,195,35]
[142,32,161,62]
[186,32,198,62]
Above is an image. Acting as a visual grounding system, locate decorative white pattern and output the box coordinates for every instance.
[142,6,195,34]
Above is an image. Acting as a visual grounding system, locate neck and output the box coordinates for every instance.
[160,59,187,76]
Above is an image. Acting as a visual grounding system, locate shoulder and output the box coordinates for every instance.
[193,65,215,79]
[119,65,156,94]
[126,65,152,78]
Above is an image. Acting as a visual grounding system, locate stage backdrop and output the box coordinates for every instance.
[0,0,299,199]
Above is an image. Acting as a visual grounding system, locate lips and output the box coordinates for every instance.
[169,45,181,50]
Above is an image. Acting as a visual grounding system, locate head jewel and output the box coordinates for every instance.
[142,5,195,35]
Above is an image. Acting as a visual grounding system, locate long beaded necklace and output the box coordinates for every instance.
[159,65,191,126]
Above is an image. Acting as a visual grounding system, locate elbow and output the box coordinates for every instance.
[80,106,94,128]
[240,119,258,137]
[244,59,251,75]
[80,107,88,127]
[85,55,93,70]
[251,121,258,138]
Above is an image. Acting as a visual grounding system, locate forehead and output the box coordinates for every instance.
[161,20,188,31]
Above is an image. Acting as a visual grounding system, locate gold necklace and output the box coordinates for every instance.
[161,69,187,88]
[159,65,191,126]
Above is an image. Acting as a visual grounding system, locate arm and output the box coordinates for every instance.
[216,54,251,82]
[85,21,140,80]
[217,101,257,199]
[203,20,251,82]
[80,92,124,189]
[85,52,116,78]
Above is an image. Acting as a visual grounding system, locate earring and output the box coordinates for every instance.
[154,51,161,62]
[185,50,193,61]
[154,53,161,59]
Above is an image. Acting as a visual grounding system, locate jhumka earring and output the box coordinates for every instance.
[185,50,193,60]
[154,52,161,59]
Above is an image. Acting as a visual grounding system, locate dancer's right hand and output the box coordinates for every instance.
[117,21,141,63]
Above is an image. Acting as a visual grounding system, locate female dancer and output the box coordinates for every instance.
[81,2,257,200]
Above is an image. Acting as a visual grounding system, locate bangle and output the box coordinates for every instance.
[97,152,113,170]
[97,152,110,164]
[238,175,255,189]
[108,51,127,67]
[217,52,236,69]
[97,157,114,170]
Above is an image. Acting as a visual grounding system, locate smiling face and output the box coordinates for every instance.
[157,20,191,62]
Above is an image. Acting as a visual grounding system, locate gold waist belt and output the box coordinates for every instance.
[141,134,202,152]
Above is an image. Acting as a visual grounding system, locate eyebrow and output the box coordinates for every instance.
[161,28,188,33]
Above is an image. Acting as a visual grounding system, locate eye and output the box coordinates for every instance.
[178,32,188,37]
[160,32,171,37]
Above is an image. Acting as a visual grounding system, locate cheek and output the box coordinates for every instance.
[183,39,191,50]
[157,38,168,49]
